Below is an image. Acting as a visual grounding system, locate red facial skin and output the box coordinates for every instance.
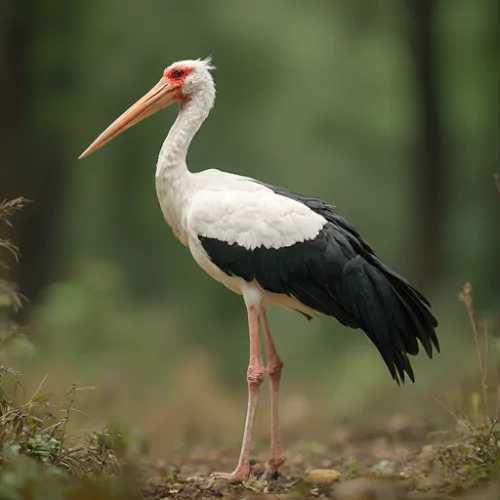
[163,65,193,103]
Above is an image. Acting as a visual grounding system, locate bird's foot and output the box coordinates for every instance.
[261,454,286,480]
[206,465,251,487]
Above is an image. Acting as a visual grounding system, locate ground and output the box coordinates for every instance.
[136,414,500,499]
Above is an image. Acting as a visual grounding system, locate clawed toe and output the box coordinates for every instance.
[206,466,251,487]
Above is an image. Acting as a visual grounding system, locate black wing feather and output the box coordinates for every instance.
[199,183,439,384]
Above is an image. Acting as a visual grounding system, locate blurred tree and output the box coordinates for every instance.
[0,1,35,290]
[0,1,77,309]
[409,0,446,290]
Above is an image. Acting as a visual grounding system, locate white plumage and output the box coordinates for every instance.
[189,173,326,249]
[79,57,439,483]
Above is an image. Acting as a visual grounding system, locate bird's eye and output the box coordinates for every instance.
[173,69,184,78]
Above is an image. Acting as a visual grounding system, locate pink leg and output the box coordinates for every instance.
[209,305,264,483]
[261,309,286,474]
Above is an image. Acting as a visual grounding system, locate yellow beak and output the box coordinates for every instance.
[79,76,177,159]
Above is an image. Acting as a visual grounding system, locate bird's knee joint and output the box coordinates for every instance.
[267,360,283,379]
[247,366,265,387]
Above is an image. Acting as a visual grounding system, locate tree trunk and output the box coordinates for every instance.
[0,1,67,313]
[410,0,445,291]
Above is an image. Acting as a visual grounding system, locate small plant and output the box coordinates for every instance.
[0,198,26,314]
[0,371,121,475]
[0,199,130,499]
[427,177,500,491]
[406,281,500,497]
[458,282,499,422]
[434,420,500,488]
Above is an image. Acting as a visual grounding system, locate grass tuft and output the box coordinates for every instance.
[427,282,500,491]
[0,198,27,313]
[0,369,120,476]
[0,199,132,499]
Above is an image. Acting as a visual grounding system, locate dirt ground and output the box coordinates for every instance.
[136,414,500,499]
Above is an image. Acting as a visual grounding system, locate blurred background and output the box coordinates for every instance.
[1,0,499,457]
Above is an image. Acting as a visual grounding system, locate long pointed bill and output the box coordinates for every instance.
[79,76,177,159]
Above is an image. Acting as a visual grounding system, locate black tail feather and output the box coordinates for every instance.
[340,254,438,385]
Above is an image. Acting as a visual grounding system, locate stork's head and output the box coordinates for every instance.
[79,57,215,159]
[164,57,216,101]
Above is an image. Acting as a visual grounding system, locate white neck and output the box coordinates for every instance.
[156,87,215,176]
[155,86,215,243]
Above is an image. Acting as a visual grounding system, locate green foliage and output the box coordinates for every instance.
[0,200,132,500]
[0,368,143,499]
[436,422,500,485]
[0,199,26,314]
[0,371,120,474]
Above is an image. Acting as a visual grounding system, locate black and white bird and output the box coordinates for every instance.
[80,58,439,481]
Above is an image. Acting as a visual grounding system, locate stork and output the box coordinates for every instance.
[79,58,439,482]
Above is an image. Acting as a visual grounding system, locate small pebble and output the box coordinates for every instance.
[304,469,343,484]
